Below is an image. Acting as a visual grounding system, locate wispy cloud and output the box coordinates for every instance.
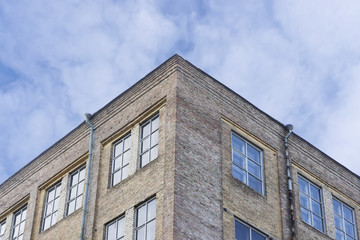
[0,0,359,184]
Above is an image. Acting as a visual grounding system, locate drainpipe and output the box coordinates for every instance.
[284,124,296,240]
[81,113,95,240]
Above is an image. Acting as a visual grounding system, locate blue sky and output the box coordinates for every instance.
[1,0,360,184]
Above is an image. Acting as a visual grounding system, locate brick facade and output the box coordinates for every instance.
[0,55,359,240]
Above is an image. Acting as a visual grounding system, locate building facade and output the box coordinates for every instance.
[0,55,359,240]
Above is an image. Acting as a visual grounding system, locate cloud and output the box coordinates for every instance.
[0,0,359,184]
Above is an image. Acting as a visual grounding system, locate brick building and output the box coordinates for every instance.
[0,55,359,240]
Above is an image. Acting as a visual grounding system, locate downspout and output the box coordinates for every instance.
[284,124,296,240]
[81,113,95,240]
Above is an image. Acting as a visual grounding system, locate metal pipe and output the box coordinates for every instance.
[284,124,296,240]
[81,113,95,240]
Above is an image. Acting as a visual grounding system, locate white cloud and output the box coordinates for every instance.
[0,0,359,184]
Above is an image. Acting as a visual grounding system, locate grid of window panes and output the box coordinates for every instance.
[66,166,86,216]
[106,216,125,240]
[11,206,27,240]
[333,198,358,240]
[231,133,263,194]
[135,198,156,240]
[111,134,131,186]
[139,115,159,168]
[42,182,61,231]
[0,220,6,240]
[298,176,324,232]
[235,219,267,240]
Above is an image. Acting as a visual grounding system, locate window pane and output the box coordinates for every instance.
[15,213,21,225]
[67,200,75,215]
[137,205,147,227]
[122,165,129,180]
[48,189,55,202]
[248,160,261,178]
[252,230,266,240]
[151,131,158,146]
[75,196,83,210]
[123,151,130,166]
[313,215,323,232]
[233,150,245,168]
[146,220,156,240]
[141,152,150,167]
[107,222,117,240]
[336,229,345,240]
[77,181,85,195]
[232,135,245,153]
[22,209,26,220]
[44,216,51,230]
[79,168,86,181]
[45,203,53,216]
[142,137,150,152]
[114,141,123,157]
[247,144,260,163]
[248,175,262,193]
[232,164,246,183]
[113,171,121,186]
[301,207,311,224]
[334,215,343,230]
[345,221,355,237]
[235,220,250,240]
[300,193,310,208]
[343,206,353,222]
[333,199,342,215]
[310,185,320,201]
[71,173,79,185]
[124,136,131,150]
[54,198,59,210]
[150,146,158,161]
[70,187,77,199]
[147,199,156,221]
[55,186,61,197]
[114,157,122,171]
[51,212,57,226]
[151,117,159,131]
[136,226,145,240]
[117,218,125,238]
[142,123,150,138]
[311,200,322,216]
[298,177,309,194]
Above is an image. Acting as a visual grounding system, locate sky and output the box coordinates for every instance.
[1,0,360,184]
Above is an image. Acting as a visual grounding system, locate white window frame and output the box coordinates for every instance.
[65,165,86,216]
[134,198,156,240]
[11,205,27,240]
[298,175,325,232]
[42,182,61,231]
[139,115,159,168]
[106,215,125,240]
[234,218,267,240]
[0,220,6,240]
[333,197,358,240]
[231,132,264,194]
[111,134,131,187]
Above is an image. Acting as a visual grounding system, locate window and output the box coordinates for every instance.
[42,182,61,231]
[231,132,264,194]
[11,205,27,240]
[135,198,156,240]
[298,176,324,232]
[333,198,358,240]
[66,165,86,216]
[0,220,6,240]
[106,216,125,240]
[139,115,159,168]
[111,134,131,186]
[235,219,267,240]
